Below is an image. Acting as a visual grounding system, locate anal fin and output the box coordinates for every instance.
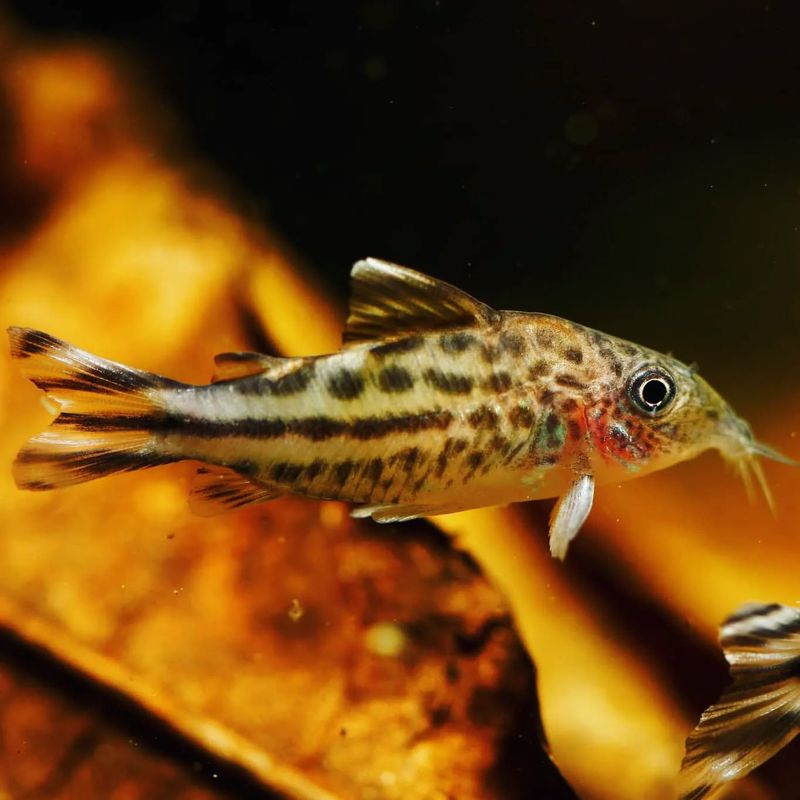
[189,466,282,515]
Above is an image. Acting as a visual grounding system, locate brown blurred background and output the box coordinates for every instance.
[1,2,800,799]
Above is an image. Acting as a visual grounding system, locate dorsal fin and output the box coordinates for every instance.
[212,351,285,382]
[189,466,282,515]
[343,257,498,345]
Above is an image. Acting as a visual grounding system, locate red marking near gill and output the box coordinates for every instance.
[585,402,650,465]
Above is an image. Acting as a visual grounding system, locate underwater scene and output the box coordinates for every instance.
[0,4,799,799]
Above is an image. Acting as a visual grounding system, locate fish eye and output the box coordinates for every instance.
[627,367,676,415]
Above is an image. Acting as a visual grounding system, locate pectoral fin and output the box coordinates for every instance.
[548,474,594,560]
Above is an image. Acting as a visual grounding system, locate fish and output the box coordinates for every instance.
[7,257,797,559]
[679,602,800,799]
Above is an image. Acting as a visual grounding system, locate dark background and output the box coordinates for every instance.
[10,1,800,394]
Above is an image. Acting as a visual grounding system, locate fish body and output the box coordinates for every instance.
[8,258,795,558]
[679,602,800,799]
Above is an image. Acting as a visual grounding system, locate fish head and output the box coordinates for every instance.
[584,341,798,501]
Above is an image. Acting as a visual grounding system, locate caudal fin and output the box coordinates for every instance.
[678,602,800,799]
[8,327,185,490]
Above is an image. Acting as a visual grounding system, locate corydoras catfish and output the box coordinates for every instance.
[8,258,797,559]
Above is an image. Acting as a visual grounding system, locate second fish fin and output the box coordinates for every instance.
[189,466,282,515]
[678,602,800,800]
[548,473,594,560]
[212,351,286,382]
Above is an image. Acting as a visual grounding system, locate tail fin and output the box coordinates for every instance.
[8,327,185,490]
[678,602,800,799]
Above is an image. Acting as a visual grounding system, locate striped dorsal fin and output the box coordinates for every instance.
[343,257,498,345]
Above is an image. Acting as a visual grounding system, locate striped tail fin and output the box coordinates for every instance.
[678,602,800,799]
[8,327,186,490]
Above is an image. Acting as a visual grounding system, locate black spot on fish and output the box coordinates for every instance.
[305,459,327,481]
[423,368,473,395]
[412,477,426,494]
[452,439,468,454]
[467,406,499,430]
[270,462,304,483]
[333,460,354,486]
[528,360,551,380]
[367,458,384,484]
[554,373,585,390]
[370,336,424,359]
[509,405,534,428]
[535,329,556,349]
[464,451,485,480]
[488,435,511,455]
[484,371,512,392]
[377,365,415,393]
[503,442,525,464]
[480,344,499,363]
[402,447,421,472]
[560,398,578,412]
[435,451,448,478]
[539,388,556,405]
[499,331,526,356]
[621,344,638,356]
[706,409,720,420]
[327,369,365,400]
[439,332,477,353]
[564,348,583,364]
[270,363,314,395]
[567,419,583,441]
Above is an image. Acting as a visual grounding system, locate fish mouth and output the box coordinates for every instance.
[717,415,800,511]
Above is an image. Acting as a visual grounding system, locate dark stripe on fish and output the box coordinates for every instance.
[554,373,586,390]
[235,364,314,396]
[270,462,305,483]
[369,336,424,359]
[423,368,473,395]
[333,460,355,486]
[10,328,62,358]
[16,448,174,473]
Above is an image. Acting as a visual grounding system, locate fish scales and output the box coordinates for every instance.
[8,257,797,558]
